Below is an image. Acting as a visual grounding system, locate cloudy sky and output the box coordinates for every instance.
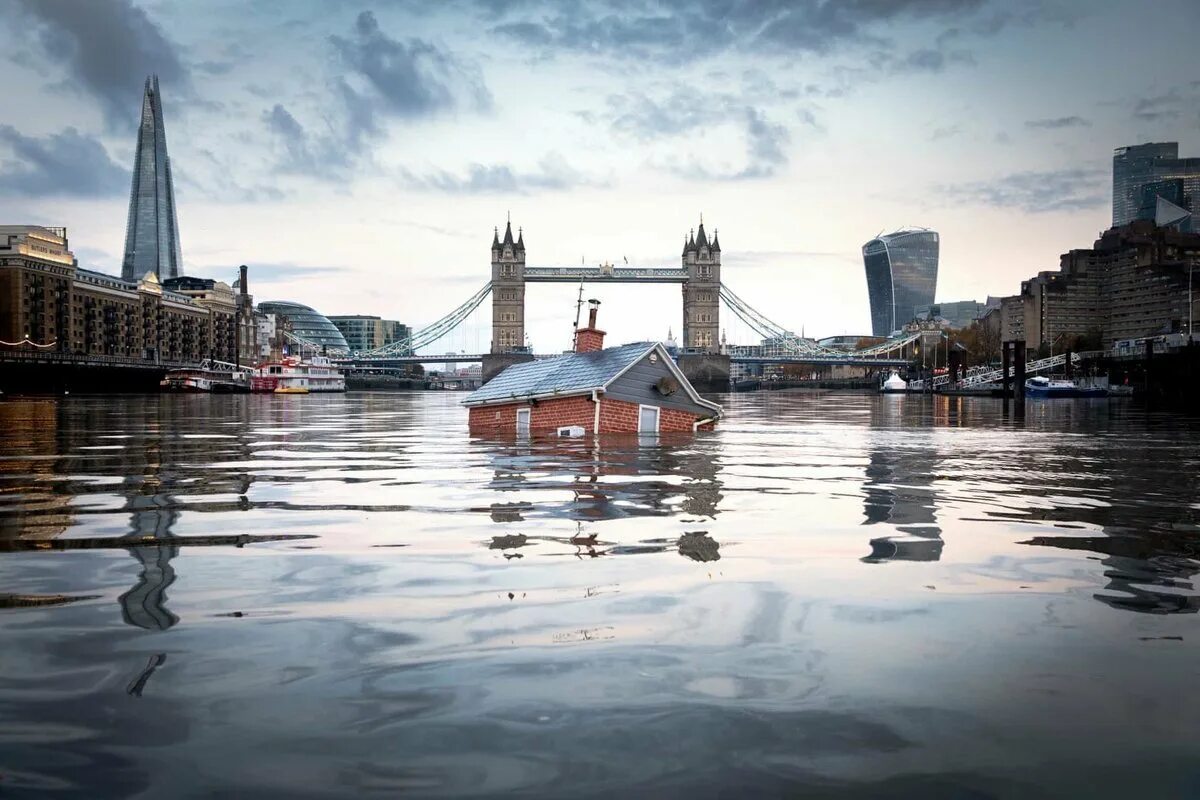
[1,0,1197,352]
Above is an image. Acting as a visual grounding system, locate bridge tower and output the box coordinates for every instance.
[681,219,720,353]
[483,220,533,382]
[490,220,525,354]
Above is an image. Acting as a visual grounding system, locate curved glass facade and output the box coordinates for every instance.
[862,229,939,336]
[258,301,349,352]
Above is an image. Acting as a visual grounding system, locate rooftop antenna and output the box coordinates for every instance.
[572,277,585,334]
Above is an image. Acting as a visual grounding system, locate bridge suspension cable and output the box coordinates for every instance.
[357,282,493,358]
[719,281,922,359]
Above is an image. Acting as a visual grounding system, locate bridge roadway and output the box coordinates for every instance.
[523,266,688,283]
[338,353,909,368]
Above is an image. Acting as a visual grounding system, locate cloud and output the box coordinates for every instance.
[929,125,961,141]
[605,89,796,180]
[261,101,364,178]
[938,167,1108,213]
[11,0,189,130]
[491,0,991,61]
[0,125,129,197]
[330,11,491,119]
[1133,88,1190,122]
[1025,116,1091,129]
[736,107,790,179]
[407,153,602,193]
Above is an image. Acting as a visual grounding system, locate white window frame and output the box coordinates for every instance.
[516,407,531,437]
[637,404,660,434]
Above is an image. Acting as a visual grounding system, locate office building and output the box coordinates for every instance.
[122,76,185,282]
[913,300,988,330]
[862,228,939,336]
[1112,142,1200,227]
[329,315,411,354]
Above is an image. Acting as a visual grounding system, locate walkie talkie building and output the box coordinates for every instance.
[862,228,939,337]
[121,75,184,282]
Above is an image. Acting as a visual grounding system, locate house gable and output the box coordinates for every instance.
[604,347,720,418]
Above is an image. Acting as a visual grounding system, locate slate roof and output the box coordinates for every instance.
[463,342,656,406]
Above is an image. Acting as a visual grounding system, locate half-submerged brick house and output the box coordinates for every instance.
[464,302,722,436]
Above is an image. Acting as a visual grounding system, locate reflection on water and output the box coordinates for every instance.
[0,392,1198,797]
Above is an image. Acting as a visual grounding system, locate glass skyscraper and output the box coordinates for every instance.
[1112,142,1200,227]
[121,75,184,282]
[862,229,939,337]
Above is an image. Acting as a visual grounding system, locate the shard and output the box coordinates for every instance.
[121,75,183,282]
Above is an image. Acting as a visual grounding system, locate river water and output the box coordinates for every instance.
[0,392,1197,798]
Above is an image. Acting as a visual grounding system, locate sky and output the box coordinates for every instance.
[1,0,1198,353]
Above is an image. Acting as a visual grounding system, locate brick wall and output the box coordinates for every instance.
[468,394,714,435]
[469,394,596,434]
[598,397,711,432]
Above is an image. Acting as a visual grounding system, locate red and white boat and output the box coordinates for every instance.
[251,355,346,394]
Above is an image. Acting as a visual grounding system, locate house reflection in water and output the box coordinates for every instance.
[481,433,723,524]
[861,397,944,563]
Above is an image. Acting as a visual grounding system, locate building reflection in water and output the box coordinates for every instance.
[861,396,944,563]
[1021,533,1199,615]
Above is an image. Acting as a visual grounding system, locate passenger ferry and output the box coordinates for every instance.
[161,363,250,393]
[251,355,346,394]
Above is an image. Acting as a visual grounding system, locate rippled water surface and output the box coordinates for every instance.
[1,392,1198,798]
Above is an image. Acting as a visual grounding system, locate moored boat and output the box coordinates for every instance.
[880,372,907,393]
[161,363,251,393]
[251,355,345,394]
[1024,375,1107,398]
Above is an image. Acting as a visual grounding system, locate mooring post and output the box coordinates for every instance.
[1014,340,1027,405]
[1002,341,1012,399]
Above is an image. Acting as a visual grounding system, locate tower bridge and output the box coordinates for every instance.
[331,218,928,387]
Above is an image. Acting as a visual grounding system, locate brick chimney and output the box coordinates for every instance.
[574,299,605,353]
[239,264,248,297]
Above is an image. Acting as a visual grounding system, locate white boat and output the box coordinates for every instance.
[1024,375,1107,398]
[161,362,250,393]
[881,372,907,393]
[251,355,346,393]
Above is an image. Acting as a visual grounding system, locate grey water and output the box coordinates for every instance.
[0,392,1197,798]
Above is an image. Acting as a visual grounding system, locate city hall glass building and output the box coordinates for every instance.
[862,228,939,336]
[258,301,349,353]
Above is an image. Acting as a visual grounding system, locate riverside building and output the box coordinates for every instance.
[985,220,1200,351]
[1,225,240,364]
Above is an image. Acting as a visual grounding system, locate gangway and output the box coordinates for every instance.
[906,352,1081,391]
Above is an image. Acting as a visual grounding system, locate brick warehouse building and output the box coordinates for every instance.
[0,226,239,364]
[463,302,722,435]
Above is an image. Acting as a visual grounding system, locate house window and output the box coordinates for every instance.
[516,407,531,437]
[638,404,659,434]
